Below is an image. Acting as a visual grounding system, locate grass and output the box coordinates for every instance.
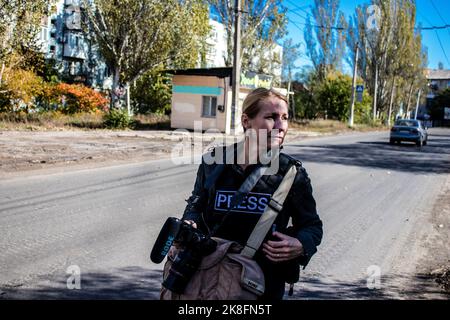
[289,119,389,134]
[0,112,386,134]
[131,113,171,130]
[0,111,170,131]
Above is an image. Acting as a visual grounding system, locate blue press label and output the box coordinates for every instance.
[214,190,271,214]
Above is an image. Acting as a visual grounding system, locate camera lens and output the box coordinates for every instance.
[163,250,202,294]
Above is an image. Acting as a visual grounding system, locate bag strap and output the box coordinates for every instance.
[241,164,297,258]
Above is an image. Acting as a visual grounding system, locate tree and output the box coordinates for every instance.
[0,68,45,113]
[281,38,301,118]
[304,0,347,80]
[438,61,444,70]
[281,38,301,83]
[0,0,51,85]
[430,88,450,121]
[83,0,210,109]
[315,71,371,122]
[346,0,427,122]
[207,0,287,75]
[131,69,172,115]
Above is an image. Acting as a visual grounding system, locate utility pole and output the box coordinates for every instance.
[126,83,131,117]
[231,0,242,133]
[387,77,396,126]
[414,89,421,120]
[349,42,359,127]
[287,80,296,120]
[373,63,378,120]
[405,82,414,119]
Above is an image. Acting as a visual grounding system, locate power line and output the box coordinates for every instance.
[429,0,450,37]
[433,29,450,65]
[287,17,306,33]
[285,0,310,22]
[286,15,345,31]
[285,0,450,35]
[285,0,345,30]
[285,0,311,18]
[419,24,450,30]
[416,4,450,65]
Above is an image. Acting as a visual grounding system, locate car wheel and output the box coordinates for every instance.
[389,139,395,145]
[416,139,423,147]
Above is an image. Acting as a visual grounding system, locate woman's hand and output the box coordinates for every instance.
[262,231,304,263]
[172,220,198,249]
[183,220,197,228]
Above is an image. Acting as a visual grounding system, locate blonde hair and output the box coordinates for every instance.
[242,87,288,119]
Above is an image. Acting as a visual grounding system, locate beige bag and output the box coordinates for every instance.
[160,238,265,300]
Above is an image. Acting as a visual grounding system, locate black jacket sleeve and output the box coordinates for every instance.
[288,165,323,268]
[181,161,208,224]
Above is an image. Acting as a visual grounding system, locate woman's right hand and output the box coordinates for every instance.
[173,220,198,249]
[183,220,197,229]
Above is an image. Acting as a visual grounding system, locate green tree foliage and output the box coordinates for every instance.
[83,0,211,109]
[131,70,172,115]
[103,108,131,129]
[292,69,371,124]
[315,72,351,121]
[304,0,347,80]
[430,88,450,121]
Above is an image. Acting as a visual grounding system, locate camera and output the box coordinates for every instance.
[150,217,217,294]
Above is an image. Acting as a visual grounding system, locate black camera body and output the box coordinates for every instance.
[150,217,217,294]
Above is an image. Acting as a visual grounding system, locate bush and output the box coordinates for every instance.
[103,109,131,129]
[430,88,450,120]
[315,72,352,121]
[132,113,171,130]
[0,69,46,113]
[0,67,109,114]
[131,70,172,115]
[53,83,109,114]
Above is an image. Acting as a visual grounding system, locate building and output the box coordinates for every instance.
[204,19,228,68]
[426,68,450,95]
[36,2,285,114]
[38,0,111,90]
[425,68,450,125]
[169,67,287,135]
[204,18,283,83]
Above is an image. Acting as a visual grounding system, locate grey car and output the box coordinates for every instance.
[390,119,428,147]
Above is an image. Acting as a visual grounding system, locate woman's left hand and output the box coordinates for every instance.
[262,231,304,263]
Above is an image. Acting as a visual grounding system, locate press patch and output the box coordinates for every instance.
[214,190,271,214]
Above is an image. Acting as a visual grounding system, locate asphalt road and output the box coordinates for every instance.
[1,128,449,299]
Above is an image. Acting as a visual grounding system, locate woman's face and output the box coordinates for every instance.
[242,96,289,149]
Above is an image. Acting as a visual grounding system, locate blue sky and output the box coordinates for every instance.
[283,0,450,73]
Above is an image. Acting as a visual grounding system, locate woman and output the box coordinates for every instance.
[182,87,323,300]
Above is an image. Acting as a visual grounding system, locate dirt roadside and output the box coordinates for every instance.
[0,129,329,179]
[419,175,450,295]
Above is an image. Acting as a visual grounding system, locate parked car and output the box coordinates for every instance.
[390,119,428,146]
